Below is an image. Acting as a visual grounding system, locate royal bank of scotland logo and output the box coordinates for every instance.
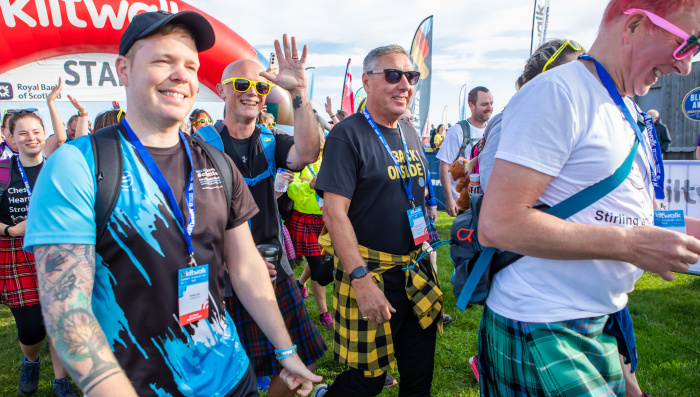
[0,83,13,100]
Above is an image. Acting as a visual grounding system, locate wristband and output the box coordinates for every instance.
[4,225,10,237]
[78,110,87,117]
[274,344,297,360]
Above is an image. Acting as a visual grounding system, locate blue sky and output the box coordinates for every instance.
[189,0,612,125]
[4,0,614,130]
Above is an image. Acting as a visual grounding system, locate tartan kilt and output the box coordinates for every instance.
[0,236,39,308]
[286,210,324,257]
[425,208,439,244]
[478,306,624,397]
[225,275,327,377]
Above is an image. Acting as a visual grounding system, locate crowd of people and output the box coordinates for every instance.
[0,1,697,397]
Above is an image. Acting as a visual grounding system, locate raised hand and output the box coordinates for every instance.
[259,34,308,94]
[67,94,87,115]
[46,78,63,103]
[325,96,333,116]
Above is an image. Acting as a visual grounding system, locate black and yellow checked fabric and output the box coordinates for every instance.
[318,228,443,377]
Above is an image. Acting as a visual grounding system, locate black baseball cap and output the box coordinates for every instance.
[119,10,215,56]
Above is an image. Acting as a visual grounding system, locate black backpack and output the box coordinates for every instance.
[454,120,472,162]
[91,125,233,241]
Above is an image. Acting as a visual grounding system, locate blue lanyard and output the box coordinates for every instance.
[305,165,316,177]
[122,120,197,262]
[579,54,665,200]
[362,107,415,205]
[16,156,43,199]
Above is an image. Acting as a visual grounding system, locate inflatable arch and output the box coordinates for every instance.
[0,0,293,124]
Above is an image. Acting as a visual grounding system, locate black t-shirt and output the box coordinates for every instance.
[229,136,251,166]
[316,112,429,255]
[0,157,42,225]
[220,125,295,249]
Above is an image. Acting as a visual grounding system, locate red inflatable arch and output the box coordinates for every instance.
[0,0,262,96]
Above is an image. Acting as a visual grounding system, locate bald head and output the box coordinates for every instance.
[221,59,264,82]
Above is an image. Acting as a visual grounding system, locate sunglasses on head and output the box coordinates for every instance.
[366,69,421,85]
[221,78,272,96]
[624,8,699,60]
[542,40,585,72]
[196,117,213,124]
[3,108,38,116]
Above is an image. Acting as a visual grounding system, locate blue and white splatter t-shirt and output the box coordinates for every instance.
[25,125,259,396]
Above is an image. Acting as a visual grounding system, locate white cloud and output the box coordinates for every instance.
[188,0,611,123]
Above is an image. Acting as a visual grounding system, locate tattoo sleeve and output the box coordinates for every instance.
[35,244,124,394]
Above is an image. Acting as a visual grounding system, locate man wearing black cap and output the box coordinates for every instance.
[24,10,321,397]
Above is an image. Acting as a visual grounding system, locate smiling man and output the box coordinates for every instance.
[23,11,320,397]
[478,0,700,395]
[212,38,326,397]
[313,45,442,397]
[437,86,493,217]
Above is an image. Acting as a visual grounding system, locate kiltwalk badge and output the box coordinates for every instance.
[654,210,700,276]
[178,264,210,326]
[408,207,429,245]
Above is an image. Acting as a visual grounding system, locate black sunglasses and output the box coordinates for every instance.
[366,69,420,85]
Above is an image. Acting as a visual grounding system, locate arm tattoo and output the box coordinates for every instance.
[35,244,124,393]
[292,95,302,110]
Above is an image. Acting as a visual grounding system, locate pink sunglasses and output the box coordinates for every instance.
[624,8,699,60]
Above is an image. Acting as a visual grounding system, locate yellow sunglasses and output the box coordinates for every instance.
[195,117,212,124]
[221,78,273,96]
[542,40,584,72]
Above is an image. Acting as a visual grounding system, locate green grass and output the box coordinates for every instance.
[1,212,698,396]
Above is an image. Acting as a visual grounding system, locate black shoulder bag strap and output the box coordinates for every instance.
[91,125,123,242]
[455,120,471,162]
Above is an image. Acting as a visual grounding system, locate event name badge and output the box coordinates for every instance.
[178,264,210,326]
[654,210,700,276]
[408,207,429,245]
[654,210,685,231]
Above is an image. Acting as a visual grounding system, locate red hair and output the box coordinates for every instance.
[603,0,695,24]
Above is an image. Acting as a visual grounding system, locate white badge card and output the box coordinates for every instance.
[407,207,429,245]
[654,210,700,276]
[178,264,210,326]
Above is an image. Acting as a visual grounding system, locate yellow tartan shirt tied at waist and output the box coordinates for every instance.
[318,227,443,377]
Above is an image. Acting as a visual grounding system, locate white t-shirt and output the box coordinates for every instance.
[486,61,653,323]
[436,121,486,200]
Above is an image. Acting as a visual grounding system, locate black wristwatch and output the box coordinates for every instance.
[4,225,11,237]
[349,266,369,282]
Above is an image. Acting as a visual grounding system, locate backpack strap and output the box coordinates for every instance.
[244,124,277,187]
[455,139,640,311]
[0,157,13,198]
[455,120,471,163]
[191,125,224,152]
[191,135,233,215]
[91,125,123,242]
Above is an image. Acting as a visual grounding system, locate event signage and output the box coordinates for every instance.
[530,0,550,55]
[0,53,221,102]
[0,0,262,97]
[661,161,700,275]
[682,87,700,121]
[409,15,433,141]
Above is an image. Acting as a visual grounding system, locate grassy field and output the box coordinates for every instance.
[1,212,698,396]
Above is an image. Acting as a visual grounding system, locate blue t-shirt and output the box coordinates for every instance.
[25,128,258,396]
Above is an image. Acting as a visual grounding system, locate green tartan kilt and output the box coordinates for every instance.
[478,306,625,397]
